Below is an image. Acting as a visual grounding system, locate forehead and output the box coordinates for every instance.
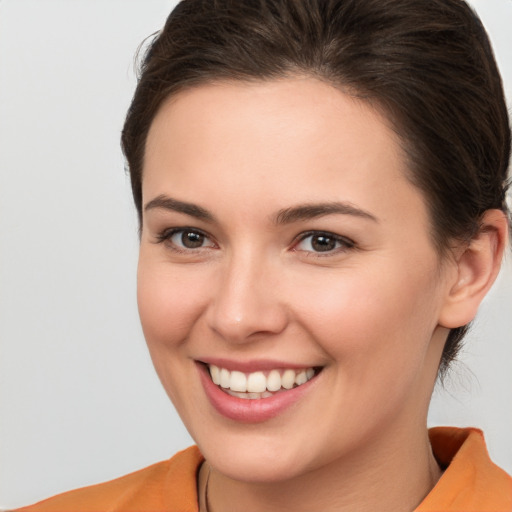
[147,78,400,156]
[143,77,425,228]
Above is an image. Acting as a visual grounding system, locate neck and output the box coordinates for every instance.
[200,424,442,512]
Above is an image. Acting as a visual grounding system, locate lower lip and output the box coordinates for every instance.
[198,364,319,423]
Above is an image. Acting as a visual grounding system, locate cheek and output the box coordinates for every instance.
[291,262,441,371]
[291,267,443,436]
[136,258,208,351]
[136,257,211,415]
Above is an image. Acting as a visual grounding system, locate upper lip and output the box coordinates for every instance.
[197,357,319,373]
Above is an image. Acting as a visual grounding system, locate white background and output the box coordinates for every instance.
[0,0,511,508]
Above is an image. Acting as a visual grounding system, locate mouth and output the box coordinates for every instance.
[197,359,323,422]
[207,364,320,399]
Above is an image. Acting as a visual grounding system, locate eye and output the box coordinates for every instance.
[156,228,216,251]
[294,231,354,254]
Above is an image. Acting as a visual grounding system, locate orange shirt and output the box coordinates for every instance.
[417,428,512,511]
[16,427,512,511]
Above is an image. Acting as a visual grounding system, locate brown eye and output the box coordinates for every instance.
[294,231,354,254]
[311,234,336,252]
[181,231,205,248]
[160,228,215,250]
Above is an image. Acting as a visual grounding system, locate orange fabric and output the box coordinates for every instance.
[16,428,512,511]
[416,428,512,511]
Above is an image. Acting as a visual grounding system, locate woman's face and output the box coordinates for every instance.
[138,78,454,482]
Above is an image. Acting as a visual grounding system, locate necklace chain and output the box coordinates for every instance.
[200,462,211,512]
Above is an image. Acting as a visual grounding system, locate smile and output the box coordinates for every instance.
[208,365,317,399]
[198,361,322,422]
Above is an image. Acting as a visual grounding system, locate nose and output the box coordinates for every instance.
[206,252,288,343]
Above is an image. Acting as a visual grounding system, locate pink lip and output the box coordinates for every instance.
[197,363,319,423]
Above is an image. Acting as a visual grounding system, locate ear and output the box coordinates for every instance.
[439,209,509,329]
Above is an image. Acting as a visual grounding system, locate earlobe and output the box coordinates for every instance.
[439,209,509,329]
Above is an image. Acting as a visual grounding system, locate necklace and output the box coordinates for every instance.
[199,461,212,512]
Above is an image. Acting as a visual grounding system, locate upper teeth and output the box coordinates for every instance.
[208,365,315,393]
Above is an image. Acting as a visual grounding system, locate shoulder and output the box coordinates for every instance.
[416,427,512,511]
[14,446,204,512]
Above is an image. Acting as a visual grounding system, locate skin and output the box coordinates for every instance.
[137,77,507,512]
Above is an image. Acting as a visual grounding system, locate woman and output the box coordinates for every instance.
[16,0,511,510]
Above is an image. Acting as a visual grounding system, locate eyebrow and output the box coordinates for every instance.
[274,202,378,225]
[143,195,378,225]
[144,195,215,222]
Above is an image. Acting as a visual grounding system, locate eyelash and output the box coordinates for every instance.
[154,227,216,254]
[292,231,355,256]
[154,228,355,256]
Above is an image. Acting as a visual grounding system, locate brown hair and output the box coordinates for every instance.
[121,0,511,375]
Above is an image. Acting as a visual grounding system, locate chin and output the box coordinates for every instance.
[209,452,306,483]
[195,431,313,483]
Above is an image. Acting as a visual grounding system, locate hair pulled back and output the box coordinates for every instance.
[121,0,511,375]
